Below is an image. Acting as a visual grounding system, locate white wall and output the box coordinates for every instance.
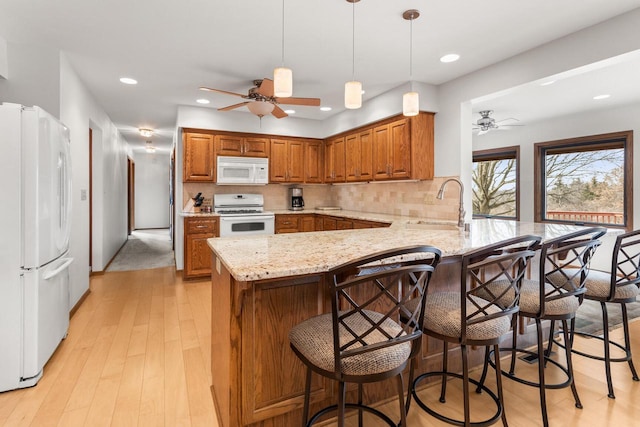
[133,150,170,229]
[60,54,129,304]
[0,35,7,79]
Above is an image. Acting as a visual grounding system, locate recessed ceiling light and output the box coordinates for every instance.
[440,54,460,63]
[139,128,154,138]
[593,94,610,100]
[119,77,138,85]
[284,109,296,114]
[196,99,210,104]
[320,106,332,112]
[361,90,366,95]
[540,80,556,86]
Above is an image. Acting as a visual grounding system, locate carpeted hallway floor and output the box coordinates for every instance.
[106,228,175,272]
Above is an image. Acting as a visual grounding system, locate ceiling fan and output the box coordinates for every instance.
[472,110,523,135]
[199,78,321,119]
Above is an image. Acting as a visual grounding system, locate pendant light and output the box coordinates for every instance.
[402,9,420,117]
[274,0,292,97]
[344,0,362,109]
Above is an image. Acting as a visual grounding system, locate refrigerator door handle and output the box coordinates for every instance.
[43,258,74,280]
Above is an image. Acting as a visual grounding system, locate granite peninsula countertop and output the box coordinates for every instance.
[207,219,592,282]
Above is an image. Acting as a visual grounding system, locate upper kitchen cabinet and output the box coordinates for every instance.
[183,130,216,182]
[270,138,305,183]
[373,118,410,180]
[327,112,434,183]
[217,134,269,157]
[304,140,323,183]
[324,136,346,183]
[345,129,373,182]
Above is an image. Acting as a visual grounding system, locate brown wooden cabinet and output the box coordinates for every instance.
[346,129,373,182]
[324,136,346,183]
[304,140,323,183]
[275,214,316,233]
[217,134,269,157]
[183,132,215,182]
[184,217,219,279]
[373,118,411,180]
[270,139,304,183]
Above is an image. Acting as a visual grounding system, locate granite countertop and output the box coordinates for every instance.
[207,219,591,282]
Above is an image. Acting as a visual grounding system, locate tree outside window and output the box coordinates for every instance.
[535,131,633,229]
[472,147,519,220]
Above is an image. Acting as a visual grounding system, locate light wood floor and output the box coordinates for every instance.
[1,266,640,426]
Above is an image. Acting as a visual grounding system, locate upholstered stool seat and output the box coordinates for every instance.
[289,310,411,376]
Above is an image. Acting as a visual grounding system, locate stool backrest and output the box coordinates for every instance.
[539,227,606,317]
[461,235,541,342]
[328,245,441,376]
[608,229,640,299]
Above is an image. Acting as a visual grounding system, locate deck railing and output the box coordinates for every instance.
[546,211,624,225]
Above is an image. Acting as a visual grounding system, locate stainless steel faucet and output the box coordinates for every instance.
[437,178,466,228]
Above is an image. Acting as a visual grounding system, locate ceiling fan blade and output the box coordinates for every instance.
[496,117,520,123]
[256,78,274,97]
[199,86,247,98]
[218,101,250,111]
[478,129,489,136]
[271,105,288,119]
[500,124,525,127]
[275,97,321,106]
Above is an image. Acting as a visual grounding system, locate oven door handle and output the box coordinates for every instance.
[220,215,274,222]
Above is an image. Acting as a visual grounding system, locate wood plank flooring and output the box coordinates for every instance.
[1,266,639,426]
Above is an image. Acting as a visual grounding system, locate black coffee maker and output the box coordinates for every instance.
[288,187,304,211]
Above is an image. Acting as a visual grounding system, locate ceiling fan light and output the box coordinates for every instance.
[273,67,293,98]
[247,101,275,117]
[403,91,419,117]
[344,81,362,109]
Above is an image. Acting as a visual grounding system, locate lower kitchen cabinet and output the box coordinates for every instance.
[184,217,219,279]
[274,213,390,234]
[275,214,316,233]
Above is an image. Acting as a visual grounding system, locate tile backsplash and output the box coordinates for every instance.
[183,177,460,221]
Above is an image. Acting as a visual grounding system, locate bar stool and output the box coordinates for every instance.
[407,235,540,427]
[480,227,605,427]
[288,245,441,427]
[549,228,640,398]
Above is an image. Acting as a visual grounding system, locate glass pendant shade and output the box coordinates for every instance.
[403,91,419,116]
[273,67,292,97]
[344,81,362,109]
[247,101,275,117]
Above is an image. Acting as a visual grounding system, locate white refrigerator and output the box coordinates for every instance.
[0,103,73,392]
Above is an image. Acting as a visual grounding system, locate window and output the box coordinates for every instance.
[534,131,633,229]
[472,146,519,220]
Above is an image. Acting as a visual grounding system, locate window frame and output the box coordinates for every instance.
[472,146,520,221]
[534,130,633,230]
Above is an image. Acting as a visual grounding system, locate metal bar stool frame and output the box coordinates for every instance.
[289,245,441,427]
[408,235,541,427]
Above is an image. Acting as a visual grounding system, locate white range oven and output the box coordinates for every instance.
[214,194,275,237]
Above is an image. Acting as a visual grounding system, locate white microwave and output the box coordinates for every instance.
[216,156,269,185]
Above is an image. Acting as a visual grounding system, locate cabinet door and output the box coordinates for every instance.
[372,124,390,180]
[288,140,305,183]
[315,216,324,231]
[345,133,360,182]
[323,140,335,182]
[389,118,411,179]
[217,135,244,156]
[333,137,346,182]
[304,140,323,183]
[358,130,374,181]
[336,219,353,230]
[322,217,337,230]
[185,234,213,277]
[299,215,315,232]
[275,214,299,233]
[270,139,288,182]
[243,137,269,157]
[184,132,215,182]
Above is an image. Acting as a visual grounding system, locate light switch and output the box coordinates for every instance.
[80,189,87,201]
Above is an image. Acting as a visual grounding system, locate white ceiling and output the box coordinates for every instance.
[1,0,640,151]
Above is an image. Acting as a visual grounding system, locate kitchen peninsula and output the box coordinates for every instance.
[207,218,589,427]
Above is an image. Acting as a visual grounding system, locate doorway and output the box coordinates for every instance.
[128,158,135,235]
[89,128,93,271]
